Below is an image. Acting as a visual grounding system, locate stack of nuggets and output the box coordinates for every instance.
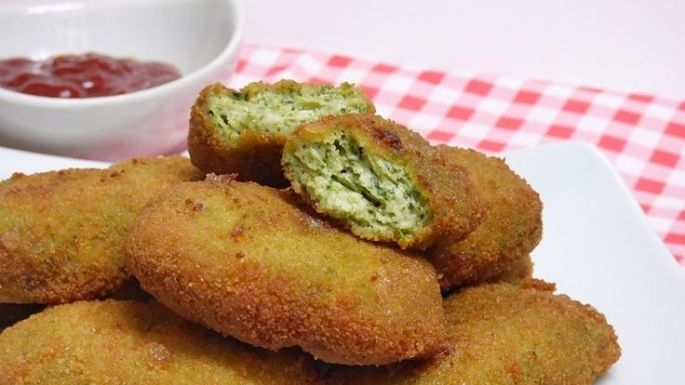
[0,80,620,384]
[0,284,619,385]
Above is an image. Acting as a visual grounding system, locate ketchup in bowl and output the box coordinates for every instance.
[0,53,181,98]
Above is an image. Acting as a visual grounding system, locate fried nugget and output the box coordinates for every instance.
[329,282,621,385]
[0,156,202,304]
[188,80,374,186]
[126,176,445,365]
[0,300,321,384]
[282,114,482,250]
[427,146,542,290]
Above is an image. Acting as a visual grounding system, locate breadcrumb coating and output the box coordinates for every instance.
[0,156,202,303]
[329,282,621,385]
[427,146,542,290]
[126,177,445,365]
[0,300,321,385]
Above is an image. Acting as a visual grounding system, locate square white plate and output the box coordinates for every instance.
[1,141,684,384]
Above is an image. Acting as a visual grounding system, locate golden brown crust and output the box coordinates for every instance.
[428,146,543,290]
[0,156,202,304]
[486,254,534,285]
[188,83,288,186]
[125,178,445,365]
[0,300,322,384]
[329,283,621,385]
[187,81,375,187]
[283,114,483,250]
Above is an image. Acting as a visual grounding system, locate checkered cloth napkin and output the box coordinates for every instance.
[229,44,685,267]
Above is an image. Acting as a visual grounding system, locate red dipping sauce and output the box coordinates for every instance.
[0,53,181,98]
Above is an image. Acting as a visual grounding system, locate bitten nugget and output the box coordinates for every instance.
[0,300,321,385]
[330,283,621,385]
[282,114,482,250]
[427,146,542,290]
[0,156,202,304]
[188,80,374,186]
[126,177,445,365]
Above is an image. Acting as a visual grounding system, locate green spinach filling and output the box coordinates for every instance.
[206,84,370,141]
[285,132,430,239]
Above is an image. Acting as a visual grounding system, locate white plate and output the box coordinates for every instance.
[1,142,684,384]
[505,142,685,385]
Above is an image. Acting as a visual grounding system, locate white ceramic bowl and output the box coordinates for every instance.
[0,0,243,160]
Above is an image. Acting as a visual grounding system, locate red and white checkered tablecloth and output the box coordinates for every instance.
[229,44,685,267]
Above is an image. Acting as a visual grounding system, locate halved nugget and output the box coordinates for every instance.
[0,156,202,304]
[282,114,482,250]
[126,176,446,365]
[329,282,621,385]
[188,80,374,186]
[427,146,543,291]
[0,300,321,384]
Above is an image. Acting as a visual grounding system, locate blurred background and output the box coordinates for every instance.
[246,0,685,99]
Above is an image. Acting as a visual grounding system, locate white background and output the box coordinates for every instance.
[245,0,685,99]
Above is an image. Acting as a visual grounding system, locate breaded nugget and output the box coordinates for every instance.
[188,80,374,186]
[0,300,321,384]
[329,282,621,385]
[126,176,445,365]
[427,146,542,290]
[282,114,482,250]
[0,156,202,304]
